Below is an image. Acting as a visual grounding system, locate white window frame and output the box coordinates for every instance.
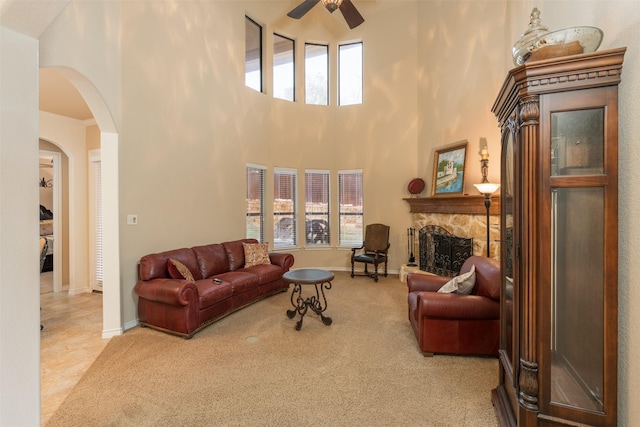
[273,167,298,249]
[305,170,330,247]
[246,164,266,242]
[338,169,364,247]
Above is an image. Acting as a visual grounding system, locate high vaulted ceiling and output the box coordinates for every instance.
[1,0,92,121]
[0,0,69,38]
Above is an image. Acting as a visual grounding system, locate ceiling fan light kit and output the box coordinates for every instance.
[287,0,364,29]
[322,0,342,13]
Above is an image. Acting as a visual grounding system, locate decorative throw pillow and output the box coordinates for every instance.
[167,258,195,282]
[243,242,271,267]
[437,264,476,294]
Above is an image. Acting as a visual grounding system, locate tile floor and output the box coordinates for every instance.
[40,272,109,425]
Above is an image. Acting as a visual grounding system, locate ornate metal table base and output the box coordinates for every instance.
[283,269,334,331]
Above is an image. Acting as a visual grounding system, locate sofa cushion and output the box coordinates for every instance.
[243,242,271,267]
[167,258,196,282]
[437,264,476,294]
[139,248,202,281]
[242,264,284,285]
[195,280,233,308]
[215,271,260,295]
[223,239,257,271]
[193,243,229,278]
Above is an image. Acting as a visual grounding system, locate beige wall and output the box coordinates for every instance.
[86,124,100,152]
[1,0,639,424]
[0,26,41,426]
[116,0,420,325]
[417,1,507,187]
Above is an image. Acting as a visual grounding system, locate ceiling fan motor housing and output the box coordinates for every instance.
[288,0,363,29]
[323,0,343,13]
[325,3,339,13]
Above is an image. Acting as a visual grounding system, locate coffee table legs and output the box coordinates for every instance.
[286,282,332,330]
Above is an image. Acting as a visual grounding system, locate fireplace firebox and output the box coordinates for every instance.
[419,225,473,277]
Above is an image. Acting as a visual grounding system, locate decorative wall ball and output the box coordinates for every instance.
[408,178,426,195]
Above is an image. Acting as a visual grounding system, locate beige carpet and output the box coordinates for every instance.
[46,271,499,427]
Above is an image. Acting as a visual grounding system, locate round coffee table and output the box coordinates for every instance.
[282,269,334,331]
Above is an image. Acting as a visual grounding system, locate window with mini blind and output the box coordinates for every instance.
[245,16,262,92]
[274,168,298,248]
[246,164,266,242]
[338,170,363,246]
[305,43,328,105]
[305,170,330,246]
[273,33,295,101]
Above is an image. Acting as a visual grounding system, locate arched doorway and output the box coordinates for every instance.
[39,66,121,338]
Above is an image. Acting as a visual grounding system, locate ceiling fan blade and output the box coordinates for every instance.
[287,0,321,19]
[339,0,365,29]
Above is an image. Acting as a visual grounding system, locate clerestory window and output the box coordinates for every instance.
[339,42,363,105]
[305,43,329,105]
[273,33,295,101]
[245,16,263,92]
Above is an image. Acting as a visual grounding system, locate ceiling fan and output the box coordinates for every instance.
[287,0,365,29]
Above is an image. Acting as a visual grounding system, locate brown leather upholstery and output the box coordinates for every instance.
[407,255,500,356]
[135,239,294,338]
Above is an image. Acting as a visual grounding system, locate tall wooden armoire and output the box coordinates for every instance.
[491,47,626,427]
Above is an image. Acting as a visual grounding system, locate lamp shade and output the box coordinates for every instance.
[474,182,500,194]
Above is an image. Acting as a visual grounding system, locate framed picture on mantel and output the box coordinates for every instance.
[431,141,468,196]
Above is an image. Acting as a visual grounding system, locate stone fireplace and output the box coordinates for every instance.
[404,195,501,262]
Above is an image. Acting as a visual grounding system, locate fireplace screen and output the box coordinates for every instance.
[419,225,473,277]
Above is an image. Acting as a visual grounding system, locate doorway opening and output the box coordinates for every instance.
[38,149,63,293]
[39,66,121,336]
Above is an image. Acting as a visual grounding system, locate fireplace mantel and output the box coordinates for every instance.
[404,195,500,215]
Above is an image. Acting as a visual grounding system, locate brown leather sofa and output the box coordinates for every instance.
[407,255,500,356]
[134,239,294,338]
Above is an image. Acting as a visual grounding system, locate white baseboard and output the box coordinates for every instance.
[102,326,123,339]
[124,319,139,331]
[67,286,92,296]
[102,320,137,339]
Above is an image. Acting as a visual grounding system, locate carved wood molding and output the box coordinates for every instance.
[492,47,626,124]
[404,195,500,215]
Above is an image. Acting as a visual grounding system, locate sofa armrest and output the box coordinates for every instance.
[134,279,198,306]
[417,292,499,320]
[268,252,294,272]
[407,273,449,293]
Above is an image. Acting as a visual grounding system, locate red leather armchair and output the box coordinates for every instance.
[407,256,500,356]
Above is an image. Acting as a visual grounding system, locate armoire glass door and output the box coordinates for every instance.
[549,106,606,413]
